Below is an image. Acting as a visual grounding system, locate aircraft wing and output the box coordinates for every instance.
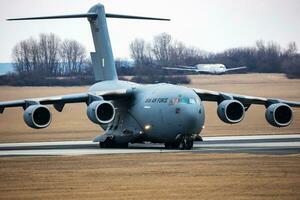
[225,66,247,72]
[163,67,198,72]
[0,88,132,113]
[193,88,300,108]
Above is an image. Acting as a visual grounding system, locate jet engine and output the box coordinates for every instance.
[23,105,52,129]
[87,100,115,124]
[265,103,293,127]
[217,100,245,124]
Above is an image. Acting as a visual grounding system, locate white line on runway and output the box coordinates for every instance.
[202,134,300,141]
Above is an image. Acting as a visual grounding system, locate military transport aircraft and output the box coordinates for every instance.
[164,64,247,74]
[0,3,299,150]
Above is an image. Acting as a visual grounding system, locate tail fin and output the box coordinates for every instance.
[8,3,170,81]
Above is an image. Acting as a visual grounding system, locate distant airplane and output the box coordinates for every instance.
[164,64,247,74]
[0,3,299,150]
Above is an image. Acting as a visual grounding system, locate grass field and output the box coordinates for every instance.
[0,153,300,200]
[0,73,299,142]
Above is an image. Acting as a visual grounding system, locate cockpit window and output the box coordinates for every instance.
[180,97,190,104]
[169,97,197,105]
[189,98,196,104]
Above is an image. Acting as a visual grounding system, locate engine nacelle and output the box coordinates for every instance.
[265,103,293,127]
[87,100,115,125]
[217,100,245,124]
[23,105,52,129]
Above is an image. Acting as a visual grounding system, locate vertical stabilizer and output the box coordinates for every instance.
[88,4,118,81]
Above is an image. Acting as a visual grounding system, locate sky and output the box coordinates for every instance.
[0,0,299,62]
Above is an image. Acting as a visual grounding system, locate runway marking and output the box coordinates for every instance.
[0,134,299,156]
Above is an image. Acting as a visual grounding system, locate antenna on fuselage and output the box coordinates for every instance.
[7,3,170,82]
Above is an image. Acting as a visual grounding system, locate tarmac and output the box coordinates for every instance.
[0,134,300,157]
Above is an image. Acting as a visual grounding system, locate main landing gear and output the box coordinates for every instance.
[165,135,194,150]
[99,137,128,148]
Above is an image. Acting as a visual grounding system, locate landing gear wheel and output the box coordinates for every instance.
[178,136,193,150]
[178,140,186,150]
[194,135,203,142]
[99,141,107,148]
[99,138,115,148]
[185,139,193,150]
[99,140,128,149]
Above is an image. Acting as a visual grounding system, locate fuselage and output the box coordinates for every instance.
[88,80,205,143]
[195,64,227,74]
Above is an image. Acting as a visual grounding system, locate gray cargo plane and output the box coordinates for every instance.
[164,64,247,74]
[0,3,299,150]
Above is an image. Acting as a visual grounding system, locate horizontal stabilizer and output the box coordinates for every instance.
[7,13,97,21]
[105,14,170,21]
[7,13,170,21]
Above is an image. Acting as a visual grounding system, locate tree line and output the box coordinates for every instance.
[2,33,94,86]
[12,33,90,77]
[1,32,299,86]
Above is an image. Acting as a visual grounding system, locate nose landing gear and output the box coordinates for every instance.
[178,136,193,150]
[165,135,194,150]
[99,136,128,148]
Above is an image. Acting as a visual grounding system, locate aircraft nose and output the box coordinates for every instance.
[179,104,202,133]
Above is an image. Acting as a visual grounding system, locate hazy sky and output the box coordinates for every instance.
[0,0,299,62]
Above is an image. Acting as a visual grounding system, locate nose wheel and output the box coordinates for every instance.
[178,136,193,150]
[165,136,194,150]
[99,137,128,148]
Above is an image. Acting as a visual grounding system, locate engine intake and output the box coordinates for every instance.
[87,101,115,124]
[23,105,52,129]
[217,100,245,124]
[265,103,293,127]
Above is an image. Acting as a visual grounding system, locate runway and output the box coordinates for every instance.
[0,134,300,157]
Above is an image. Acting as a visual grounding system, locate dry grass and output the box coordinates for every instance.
[0,73,299,142]
[0,153,300,200]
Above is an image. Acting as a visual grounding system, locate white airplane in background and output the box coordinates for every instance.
[164,64,247,74]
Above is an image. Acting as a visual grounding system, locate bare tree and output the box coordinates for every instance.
[12,40,30,74]
[152,33,172,66]
[60,39,87,75]
[129,38,147,67]
[285,42,297,57]
[39,33,60,76]
[12,38,40,74]
[12,33,88,77]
